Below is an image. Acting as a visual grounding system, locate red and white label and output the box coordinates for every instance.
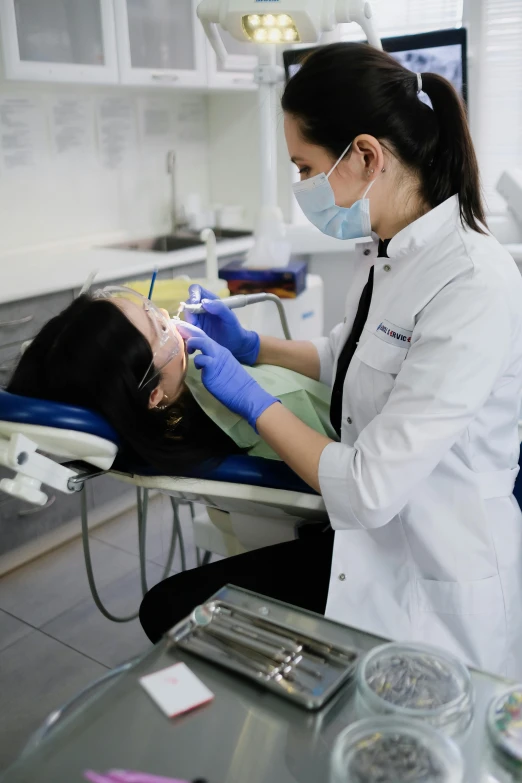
[140,662,214,718]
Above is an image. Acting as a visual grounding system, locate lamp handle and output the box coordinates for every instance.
[357,11,382,50]
[202,19,229,65]
[336,0,383,50]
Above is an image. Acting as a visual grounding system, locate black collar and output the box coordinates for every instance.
[378,238,391,258]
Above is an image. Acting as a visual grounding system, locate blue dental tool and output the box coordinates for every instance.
[148,268,158,300]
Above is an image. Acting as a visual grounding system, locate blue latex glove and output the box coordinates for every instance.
[184,284,260,365]
[178,322,277,430]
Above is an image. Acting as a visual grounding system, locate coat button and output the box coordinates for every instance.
[338,573,346,581]
[363,249,371,256]
[346,416,352,424]
[383,264,391,272]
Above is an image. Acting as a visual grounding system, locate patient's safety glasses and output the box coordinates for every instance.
[92,286,181,389]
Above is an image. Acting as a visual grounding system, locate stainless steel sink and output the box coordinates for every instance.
[210,228,252,240]
[105,228,252,253]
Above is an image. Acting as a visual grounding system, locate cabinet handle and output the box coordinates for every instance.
[151,73,180,82]
[18,495,56,517]
[0,314,33,328]
[232,77,252,83]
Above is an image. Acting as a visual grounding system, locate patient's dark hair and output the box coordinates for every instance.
[282,42,486,234]
[7,296,242,474]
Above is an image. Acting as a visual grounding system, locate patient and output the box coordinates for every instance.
[7,288,335,473]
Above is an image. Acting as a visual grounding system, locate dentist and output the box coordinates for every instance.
[140,43,522,678]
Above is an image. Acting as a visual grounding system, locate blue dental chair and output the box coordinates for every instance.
[0,389,326,620]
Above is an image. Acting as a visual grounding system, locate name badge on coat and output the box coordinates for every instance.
[375,319,413,348]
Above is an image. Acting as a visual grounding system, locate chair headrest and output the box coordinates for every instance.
[0,389,119,445]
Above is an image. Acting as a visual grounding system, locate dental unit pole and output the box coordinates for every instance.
[249,42,289,268]
[200,227,219,284]
[181,292,292,340]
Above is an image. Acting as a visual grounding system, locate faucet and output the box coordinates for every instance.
[166,150,186,235]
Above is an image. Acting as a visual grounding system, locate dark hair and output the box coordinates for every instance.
[7,296,242,474]
[282,42,486,234]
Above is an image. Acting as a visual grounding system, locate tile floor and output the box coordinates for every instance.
[0,494,203,773]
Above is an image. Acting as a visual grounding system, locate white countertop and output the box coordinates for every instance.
[0,236,255,305]
[0,225,368,305]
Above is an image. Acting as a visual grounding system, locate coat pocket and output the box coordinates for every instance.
[414,575,507,674]
[352,331,408,415]
[355,331,407,375]
[416,575,504,615]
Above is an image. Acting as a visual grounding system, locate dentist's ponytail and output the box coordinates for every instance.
[419,71,486,234]
[282,43,487,234]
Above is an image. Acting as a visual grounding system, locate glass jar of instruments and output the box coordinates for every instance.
[331,717,464,783]
[486,686,522,778]
[356,642,474,736]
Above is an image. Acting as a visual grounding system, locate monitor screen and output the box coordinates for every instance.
[283,28,468,104]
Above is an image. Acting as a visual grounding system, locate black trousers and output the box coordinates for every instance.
[139,528,334,643]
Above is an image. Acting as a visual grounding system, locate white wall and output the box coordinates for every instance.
[0,46,296,257]
[0,48,211,255]
[206,90,293,230]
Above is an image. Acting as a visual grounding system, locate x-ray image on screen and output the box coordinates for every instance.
[390,44,463,97]
[283,29,468,104]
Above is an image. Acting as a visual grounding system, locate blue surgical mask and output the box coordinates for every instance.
[292,141,374,240]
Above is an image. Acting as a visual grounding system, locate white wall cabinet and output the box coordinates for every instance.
[0,0,258,91]
[0,0,119,83]
[206,30,257,90]
[113,0,207,88]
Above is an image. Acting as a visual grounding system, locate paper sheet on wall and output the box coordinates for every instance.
[138,97,173,145]
[96,97,138,169]
[48,97,95,161]
[175,96,207,144]
[0,96,48,172]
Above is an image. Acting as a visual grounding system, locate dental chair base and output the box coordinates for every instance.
[195,507,296,558]
[113,469,327,554]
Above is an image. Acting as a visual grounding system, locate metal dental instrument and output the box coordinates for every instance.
[210,612,324,678]
[187,633,310,693]
[220,613,303,654]
[214,607,328,665]
[78,269,99,297]
[187,604,322,683]
[180,293,292,340]
[218,603,357,667]
[204,622,294,665]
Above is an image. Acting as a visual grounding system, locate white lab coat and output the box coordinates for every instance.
[313,195,522,678]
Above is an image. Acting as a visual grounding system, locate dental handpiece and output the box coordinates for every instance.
[181,293,269,315]
[180,292,292,340]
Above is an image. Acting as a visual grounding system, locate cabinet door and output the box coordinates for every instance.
[207,30,257,90]
[114,0,206,87]
[0,0,119,83]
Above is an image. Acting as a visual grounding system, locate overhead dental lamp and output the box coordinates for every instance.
[197,1,381,266]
